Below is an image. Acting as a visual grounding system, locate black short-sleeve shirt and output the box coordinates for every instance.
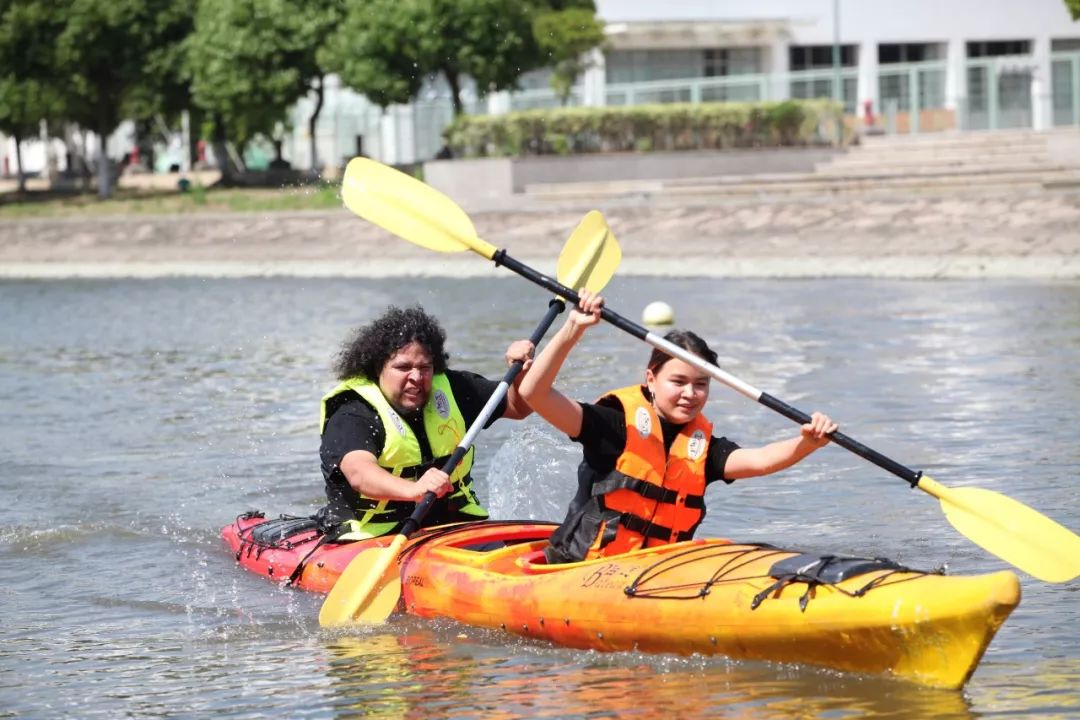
[319,369,504,480]
[574,394,739,484]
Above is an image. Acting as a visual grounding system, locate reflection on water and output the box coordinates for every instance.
[320,621,979,720]
[1,277,1078,717]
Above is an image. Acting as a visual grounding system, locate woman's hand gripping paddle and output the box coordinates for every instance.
[337,157,1080,584]
[318,212,621,627]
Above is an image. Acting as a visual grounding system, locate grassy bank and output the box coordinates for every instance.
[0,183,343,219]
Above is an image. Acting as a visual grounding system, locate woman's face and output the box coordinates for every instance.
[645,357,710,424]
[378,341,434,415]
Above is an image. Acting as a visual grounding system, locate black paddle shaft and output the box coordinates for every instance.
[493,250,925,488]
[401,298,568,537]
[757,393,922,486]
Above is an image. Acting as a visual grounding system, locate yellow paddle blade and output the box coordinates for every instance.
[340,157,498,259]
[919,475,1080,583]
[352,568,403,624]
[557,211,621,293]
[319,534,407,627]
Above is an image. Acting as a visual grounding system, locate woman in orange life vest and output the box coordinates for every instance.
[519,289,839,564]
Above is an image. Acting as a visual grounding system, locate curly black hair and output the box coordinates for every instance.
[646,329,718,372]
[334,305,449,380]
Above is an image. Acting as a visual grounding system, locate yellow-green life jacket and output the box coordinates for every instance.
[320,373,488,539]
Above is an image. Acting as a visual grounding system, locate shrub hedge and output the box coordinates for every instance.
[444,100,843,158]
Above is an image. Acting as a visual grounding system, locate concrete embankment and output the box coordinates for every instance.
[2,187,1078,279]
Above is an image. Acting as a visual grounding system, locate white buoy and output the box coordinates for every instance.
[642,301,675,326]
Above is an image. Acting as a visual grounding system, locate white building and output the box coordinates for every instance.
[286,0,1080,170]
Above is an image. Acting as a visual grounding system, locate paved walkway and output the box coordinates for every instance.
[2,186,1079,278]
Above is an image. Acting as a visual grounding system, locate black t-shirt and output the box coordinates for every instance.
[320,369,505,481]
[574,393,739,484]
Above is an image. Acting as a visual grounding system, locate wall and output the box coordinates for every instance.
[423,146,841,203]
[596,0,1078,44]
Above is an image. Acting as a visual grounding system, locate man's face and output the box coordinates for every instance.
[378,341,434,415]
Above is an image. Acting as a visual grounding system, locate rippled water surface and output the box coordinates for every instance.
[1,276,1078,718]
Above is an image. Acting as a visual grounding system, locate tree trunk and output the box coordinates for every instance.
[309,74,324,172]
[186,110,200,170]
[445,70,464,117]
[80,129,92,192]
[212,114,234,186]
[96,148,112,199]
[136,118,155,173]
[95,115,113,199]
[13,132,26,193]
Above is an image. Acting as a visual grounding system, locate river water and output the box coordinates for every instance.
[1,275,1078,719]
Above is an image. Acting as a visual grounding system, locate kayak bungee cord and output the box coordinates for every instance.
[622,543,934,609]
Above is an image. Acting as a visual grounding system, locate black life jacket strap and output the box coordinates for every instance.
[617,512,695,543]
[592,473,705,509]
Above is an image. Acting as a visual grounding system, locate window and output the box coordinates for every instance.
[1052,39,1080,52]
[704,48,763,77]
[967,40,1031,58]
[879,43,945,64]
[789,45,856,70]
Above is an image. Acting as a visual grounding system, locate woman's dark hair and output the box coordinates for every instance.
[646,329,717,373]
[335,305,449,380]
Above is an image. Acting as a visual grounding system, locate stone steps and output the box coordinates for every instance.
[816,160,1057,177]
[815,130,1053,176]
[522,129,1079,202]
[525,166,1080,201]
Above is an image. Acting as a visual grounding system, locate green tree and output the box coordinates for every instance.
[1067,0,1080,20]
[188,0,339,178]
[533,7,605,106]
[55,0,193,197]
[125,1,197,172]
[323,0,600,116]
[0,0,66,192]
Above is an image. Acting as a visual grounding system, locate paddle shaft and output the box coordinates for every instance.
[492,250,923,488]
[399,298,567,537]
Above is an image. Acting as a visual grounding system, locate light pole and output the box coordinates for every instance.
[832,0,844,144]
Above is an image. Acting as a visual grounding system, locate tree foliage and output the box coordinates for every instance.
[0,0,64,136]
[323,0,602,115]
[1067,0,1080,20]
[0,0,606,193]
[126,1,196,125]
[52,0,194,196]
[0,0,67,187]
[188,0,338,154]
[56,1,185,140]
[533,7,605,105]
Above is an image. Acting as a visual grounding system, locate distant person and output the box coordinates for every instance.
[269,140,291,170]
[435,144,453,160]
[520,290,838,564]
[318,306,534,539]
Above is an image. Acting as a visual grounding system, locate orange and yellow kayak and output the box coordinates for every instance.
[223,515,1019,689]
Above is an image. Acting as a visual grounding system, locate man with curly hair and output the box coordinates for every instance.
[317,306,534,539]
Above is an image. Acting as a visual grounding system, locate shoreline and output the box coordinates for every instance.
[2,255,1078,280]
[2,190,1079,280]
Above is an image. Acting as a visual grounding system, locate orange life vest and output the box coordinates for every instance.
[584,385,713,559]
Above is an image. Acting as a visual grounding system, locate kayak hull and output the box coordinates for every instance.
[222,515,1019,689]
[397,521,1019,690]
